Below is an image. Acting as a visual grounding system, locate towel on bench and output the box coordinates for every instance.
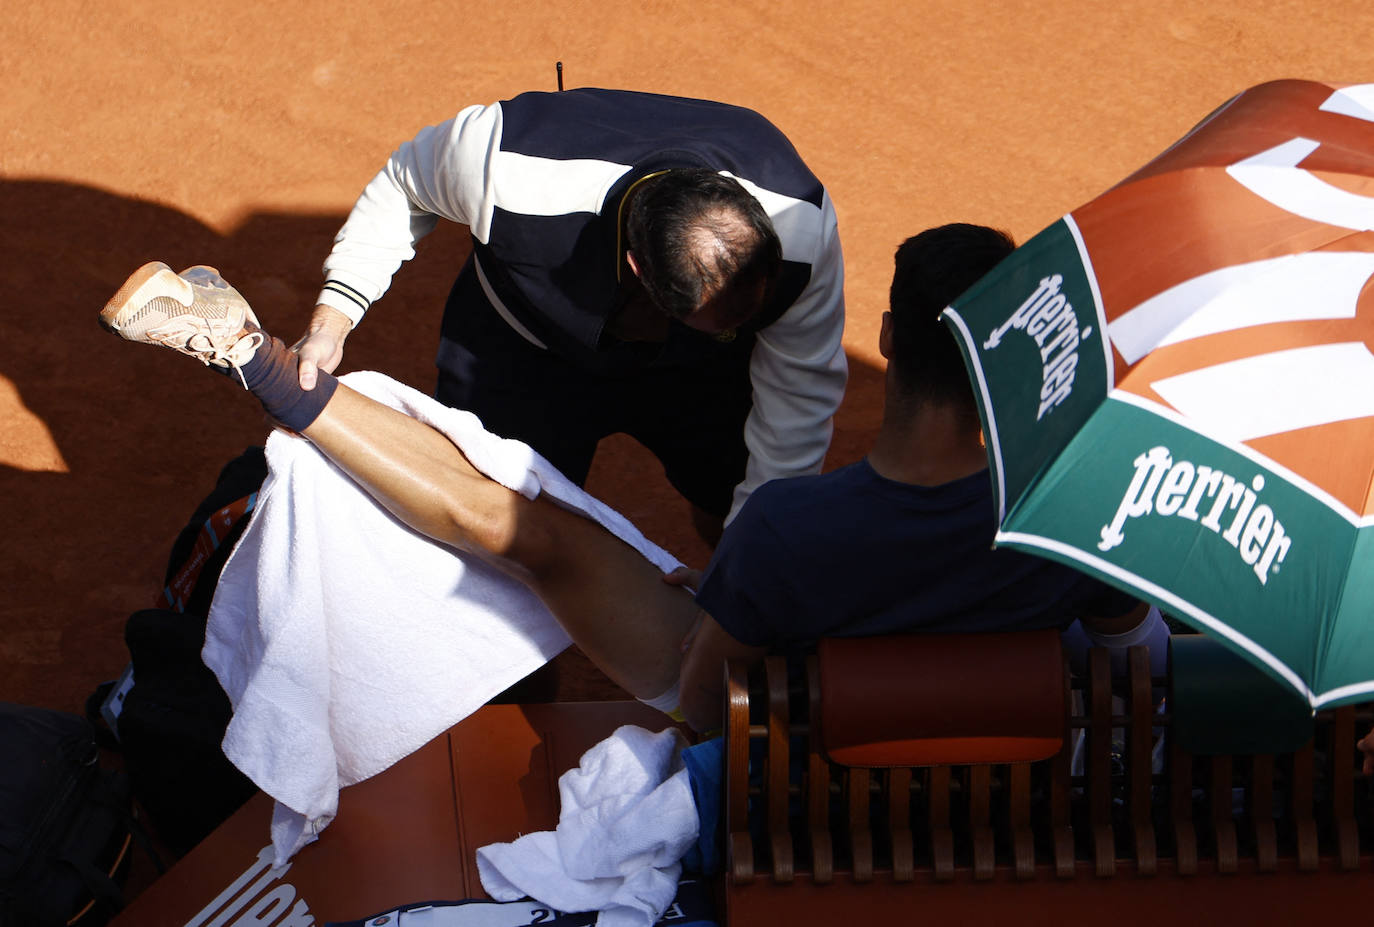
[204,371,684,866]
[476,724,699,927]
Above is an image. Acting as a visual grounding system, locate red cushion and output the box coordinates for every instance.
[818,630,1065,766]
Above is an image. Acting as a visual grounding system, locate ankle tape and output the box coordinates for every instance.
[236,336,338,432]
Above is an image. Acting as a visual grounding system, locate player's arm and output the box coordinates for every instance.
[678,610,767,734]
[1080,600,1152,636]
[1065,600,1170,685]
[676,488,788,731]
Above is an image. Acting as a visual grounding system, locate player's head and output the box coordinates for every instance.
[884,223,1015,421]
[625,169,782,333]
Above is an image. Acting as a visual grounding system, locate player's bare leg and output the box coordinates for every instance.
[103,262,697,702]
[303,387,699,700]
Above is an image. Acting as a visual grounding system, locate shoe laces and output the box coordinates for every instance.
[148,325,265,389]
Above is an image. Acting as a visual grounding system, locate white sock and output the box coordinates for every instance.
[638,679,681,716]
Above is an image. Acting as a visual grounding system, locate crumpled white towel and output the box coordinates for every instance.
[203,371,684,867]
[476,725,699,927]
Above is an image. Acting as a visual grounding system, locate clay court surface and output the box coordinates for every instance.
[2,1,1370,713]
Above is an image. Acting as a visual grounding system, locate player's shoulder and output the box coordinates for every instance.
[742,465,861,528]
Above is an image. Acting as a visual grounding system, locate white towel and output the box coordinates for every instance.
[204,371,684,866]
[476,725,699,927]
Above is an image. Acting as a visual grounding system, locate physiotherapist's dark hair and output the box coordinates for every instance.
[888,223,1015,412]
[625,168,782,320]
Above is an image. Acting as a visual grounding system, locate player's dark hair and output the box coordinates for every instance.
[888,223,1015,412]
[625,168,782,321]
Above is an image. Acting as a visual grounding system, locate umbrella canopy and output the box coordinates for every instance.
[942,79,1374,709]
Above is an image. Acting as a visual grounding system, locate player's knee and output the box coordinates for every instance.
[493,503,564,574]
[422,484,553,572]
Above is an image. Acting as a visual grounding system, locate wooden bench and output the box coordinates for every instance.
[723,631,1372,923]
[113,632,1371,925]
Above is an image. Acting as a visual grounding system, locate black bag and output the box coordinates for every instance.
[118,608,259,855]
[158,445,268,618]
[0,703,132,927]
[111,446,266,855]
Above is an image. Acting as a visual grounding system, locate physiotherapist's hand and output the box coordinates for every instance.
[662,565,704,593]
[291,304,353,390]
[1359,730,1374,775]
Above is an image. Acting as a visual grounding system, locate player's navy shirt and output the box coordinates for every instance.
[696,460,1137,649]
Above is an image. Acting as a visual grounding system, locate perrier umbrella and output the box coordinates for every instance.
[942,79,1374,709]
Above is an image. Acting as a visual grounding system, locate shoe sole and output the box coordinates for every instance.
[99,261,195,335]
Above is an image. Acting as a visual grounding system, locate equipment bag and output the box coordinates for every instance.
[118,607,258,855]
[100,445,266,856]
[157,444,267,618]
[0,703,133,927]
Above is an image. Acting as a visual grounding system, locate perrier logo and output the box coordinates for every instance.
[1099,445,1292,585]
[983,273,1095,421]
